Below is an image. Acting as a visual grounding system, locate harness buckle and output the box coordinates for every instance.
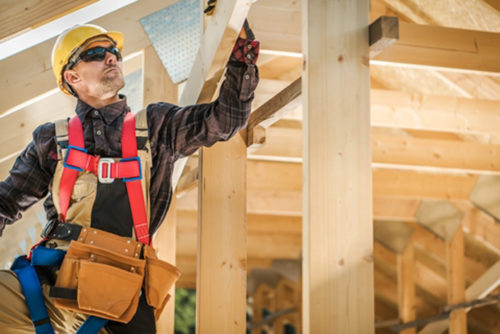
[98,158,115,183]
[40,220,57,239]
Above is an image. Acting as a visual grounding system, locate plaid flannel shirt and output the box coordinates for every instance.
[0,38,259,236]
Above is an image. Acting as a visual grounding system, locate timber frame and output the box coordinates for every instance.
[1,0,500,333]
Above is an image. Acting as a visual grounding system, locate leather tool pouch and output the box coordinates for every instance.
[143,245,181,319]
[53,240,145,323]
[52,227,181,322]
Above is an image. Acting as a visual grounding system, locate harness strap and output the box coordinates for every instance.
[122,112,150,245]
[60,113,150,245]
[64,148,141,181]
[11,256,54,334]
[58,116,84,222]
[77,316,109,334]
[13,247,108,334]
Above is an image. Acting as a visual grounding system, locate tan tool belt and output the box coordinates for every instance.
[51,227,181,323]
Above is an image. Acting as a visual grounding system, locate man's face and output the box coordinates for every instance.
[64,41,124,99]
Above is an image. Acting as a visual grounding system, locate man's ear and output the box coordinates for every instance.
[63,69,81,86]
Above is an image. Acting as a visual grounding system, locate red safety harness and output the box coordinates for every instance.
[59,113,150,245]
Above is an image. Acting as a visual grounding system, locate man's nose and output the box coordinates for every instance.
[105,51,118,65]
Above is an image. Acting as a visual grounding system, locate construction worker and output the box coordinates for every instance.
[0,20,259,334]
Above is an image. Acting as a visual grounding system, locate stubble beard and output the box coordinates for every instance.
[97,68,125,98]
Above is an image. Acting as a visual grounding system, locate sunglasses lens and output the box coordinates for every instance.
[80,47,107,62]
[79,47,122,62]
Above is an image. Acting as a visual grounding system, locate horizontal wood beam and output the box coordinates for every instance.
[251,121,500,174]
[0,0,96,42]
[372,20,500,76]
[371,89,500,135]
[369,16,399,58]
[482,0,500,13]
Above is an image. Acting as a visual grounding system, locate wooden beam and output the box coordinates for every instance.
[371,89,500,136]
[197,133,247,332]
[176,256,273,290]
[247,0,301,53]
[454,197,500,258]
[372,21,500,76]
[446,227,467,333]
[369,16,399,58]
[419,260,500,333]
[397,242,416,334]
[302,1,373,333]
[154,197,177,333]
[176,211,302,259]
[171,0,253,190]
[177,163,479,217]
[247,77,301,130]
[466,261,500,302]
[250,122,500,174]
[0,0,173,113]
[143,45,177,106]
[0,0,96,42]
[143,45,178,334]
[483,0,500,13]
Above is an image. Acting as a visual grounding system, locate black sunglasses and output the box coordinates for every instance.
[69,46,122,68]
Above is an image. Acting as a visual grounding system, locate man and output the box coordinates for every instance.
[0,20,259,333]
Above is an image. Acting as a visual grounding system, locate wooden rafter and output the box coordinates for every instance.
[372,20,500,75]
[0,0,96,42]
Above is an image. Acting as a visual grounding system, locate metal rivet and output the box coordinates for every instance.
[245,74,250,80]
[134,253,139,257]
[125,249,129,253]
[83,228,87,232]
[90,240,94,244]
[130,267,135,273]
[127,240,131,244]
[93,230,97,234]
[136,244,141,248]
[79,238,83,241]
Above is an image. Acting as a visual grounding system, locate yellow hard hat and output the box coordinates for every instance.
[51,24,123,96]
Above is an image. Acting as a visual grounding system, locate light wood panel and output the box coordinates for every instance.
[0,0,96,41]
[197,131,247,332]
[143,45,178,333]
[302,0,373,332]
[397,242,416,334]
[171,0,253,191]
[447,228,467,332]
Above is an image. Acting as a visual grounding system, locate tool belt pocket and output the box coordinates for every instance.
[52,241,145,323]
[143,246,181,318]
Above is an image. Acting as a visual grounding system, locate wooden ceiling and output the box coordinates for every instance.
[1,0,500,332]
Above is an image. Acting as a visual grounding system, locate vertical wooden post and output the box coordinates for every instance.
[154,197,178,333]
[397,242,416,334]
[143,45,178,333]
[302,0,373,333]
[447,227,467,333]
[197,134,247,332]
